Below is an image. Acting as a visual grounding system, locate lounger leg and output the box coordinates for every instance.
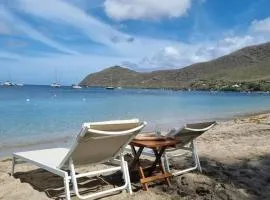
[69,159,80,197]
[124,161,132,194]
[162,153,171,173]
[11,156,16,176]
[192,141,202,173]
[64,173,71,200]
[120,154,132,195]
[196,154,202,173]
[171,142,199,176]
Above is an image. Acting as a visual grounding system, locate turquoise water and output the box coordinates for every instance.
[0,85,270,154]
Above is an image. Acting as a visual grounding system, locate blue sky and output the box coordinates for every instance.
[0,0,270,85]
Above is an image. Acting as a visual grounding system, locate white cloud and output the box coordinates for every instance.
[17,22,80,55]
[1,0,270,85]
[139,45,197,68]
[136,17,270,70]
[250,17,270,33]
[14,0,269,68]
[104,0,191,21]
[13,0,180,57]
[163,46,181,58]
[15,0,132,47]
[139,34,267,69]
[0,5,79,55]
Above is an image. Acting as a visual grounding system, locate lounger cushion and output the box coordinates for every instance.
[14,148,69,168]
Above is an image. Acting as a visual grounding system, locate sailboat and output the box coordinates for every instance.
[105,73,115,90]
[106,86,114,90]
[72,84,82,89]
[3,73,15,86]
[15,80,24,87]
[3,81,14,86]
[16,83,24,87]
[51,83,61,88]
[51,69,61,88]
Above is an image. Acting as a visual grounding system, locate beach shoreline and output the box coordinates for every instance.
[0,112,270,199]
[1,109,270,159]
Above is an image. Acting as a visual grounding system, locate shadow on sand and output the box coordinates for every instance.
[12,153,270,200]
[155,154,270,200]
[13,168,127,200]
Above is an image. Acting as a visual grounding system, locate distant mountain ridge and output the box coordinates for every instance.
[80,42,270,90]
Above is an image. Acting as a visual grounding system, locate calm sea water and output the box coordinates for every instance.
[0,85,270,155]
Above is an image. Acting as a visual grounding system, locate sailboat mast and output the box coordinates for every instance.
[111,73,113,87]
[8,72,11,82]
[55,68,58,83]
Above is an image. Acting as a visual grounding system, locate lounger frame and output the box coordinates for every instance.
[11,119,146,200]
[162,140,202,176]
[12,151,131,200]
[162,123,216,176]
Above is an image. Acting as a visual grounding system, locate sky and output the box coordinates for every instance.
[0,0,270,85]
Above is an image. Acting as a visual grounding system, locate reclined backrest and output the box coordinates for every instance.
[59,119,146,167]
[173,121,216,146]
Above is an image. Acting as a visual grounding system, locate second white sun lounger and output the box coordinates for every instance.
[163,121,216,176]
[12,119,146,200]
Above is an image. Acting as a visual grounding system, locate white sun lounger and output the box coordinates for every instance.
[163,121,216,176]
[11,119,146,200]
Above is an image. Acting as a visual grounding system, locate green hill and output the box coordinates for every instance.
[80,42,270,91]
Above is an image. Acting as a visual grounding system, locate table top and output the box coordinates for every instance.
[130,138,180,148]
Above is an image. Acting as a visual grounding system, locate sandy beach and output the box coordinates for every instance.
[1,113,270,200]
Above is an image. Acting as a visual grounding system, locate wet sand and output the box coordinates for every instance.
[0,113,270,200]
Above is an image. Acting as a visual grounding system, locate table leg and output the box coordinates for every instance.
[129,146,149,190]
[129,146,144,169]
[138,165,149,191]
[129,144,172,191]
[157,151,171,186]
[150,148,171,186]
[148,147,165,175]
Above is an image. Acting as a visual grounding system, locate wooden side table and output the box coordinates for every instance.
[129,139,178,191]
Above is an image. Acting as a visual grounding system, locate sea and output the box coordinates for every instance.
[0,85,270,157]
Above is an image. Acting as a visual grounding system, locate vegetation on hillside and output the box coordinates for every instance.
[80,42,270,91]
[190,80,270,92]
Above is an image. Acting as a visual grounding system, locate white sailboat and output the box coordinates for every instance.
[105,73,115,90]
[15,80,24,87]
[72,84,82,89]
[51,69,61,88]
[3,73,15,86]
[105,86,115,90]
[3,81,14,86]
[16,83,24,87]
[51,83,61,88]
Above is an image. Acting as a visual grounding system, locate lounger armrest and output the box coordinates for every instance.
[83,122,147,136]
[184,122,216,132]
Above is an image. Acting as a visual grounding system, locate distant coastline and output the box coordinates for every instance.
[1,83,270,92]
[79,65,270,92]
[80,42,270,91]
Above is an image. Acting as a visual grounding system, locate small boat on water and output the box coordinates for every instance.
[16,83,24,87]
[51,83,61,88]
[3,81,14,86]
[51,69,61,88]
[105,73,115,90]
[72,84,82,89]
[106,86,115,90]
